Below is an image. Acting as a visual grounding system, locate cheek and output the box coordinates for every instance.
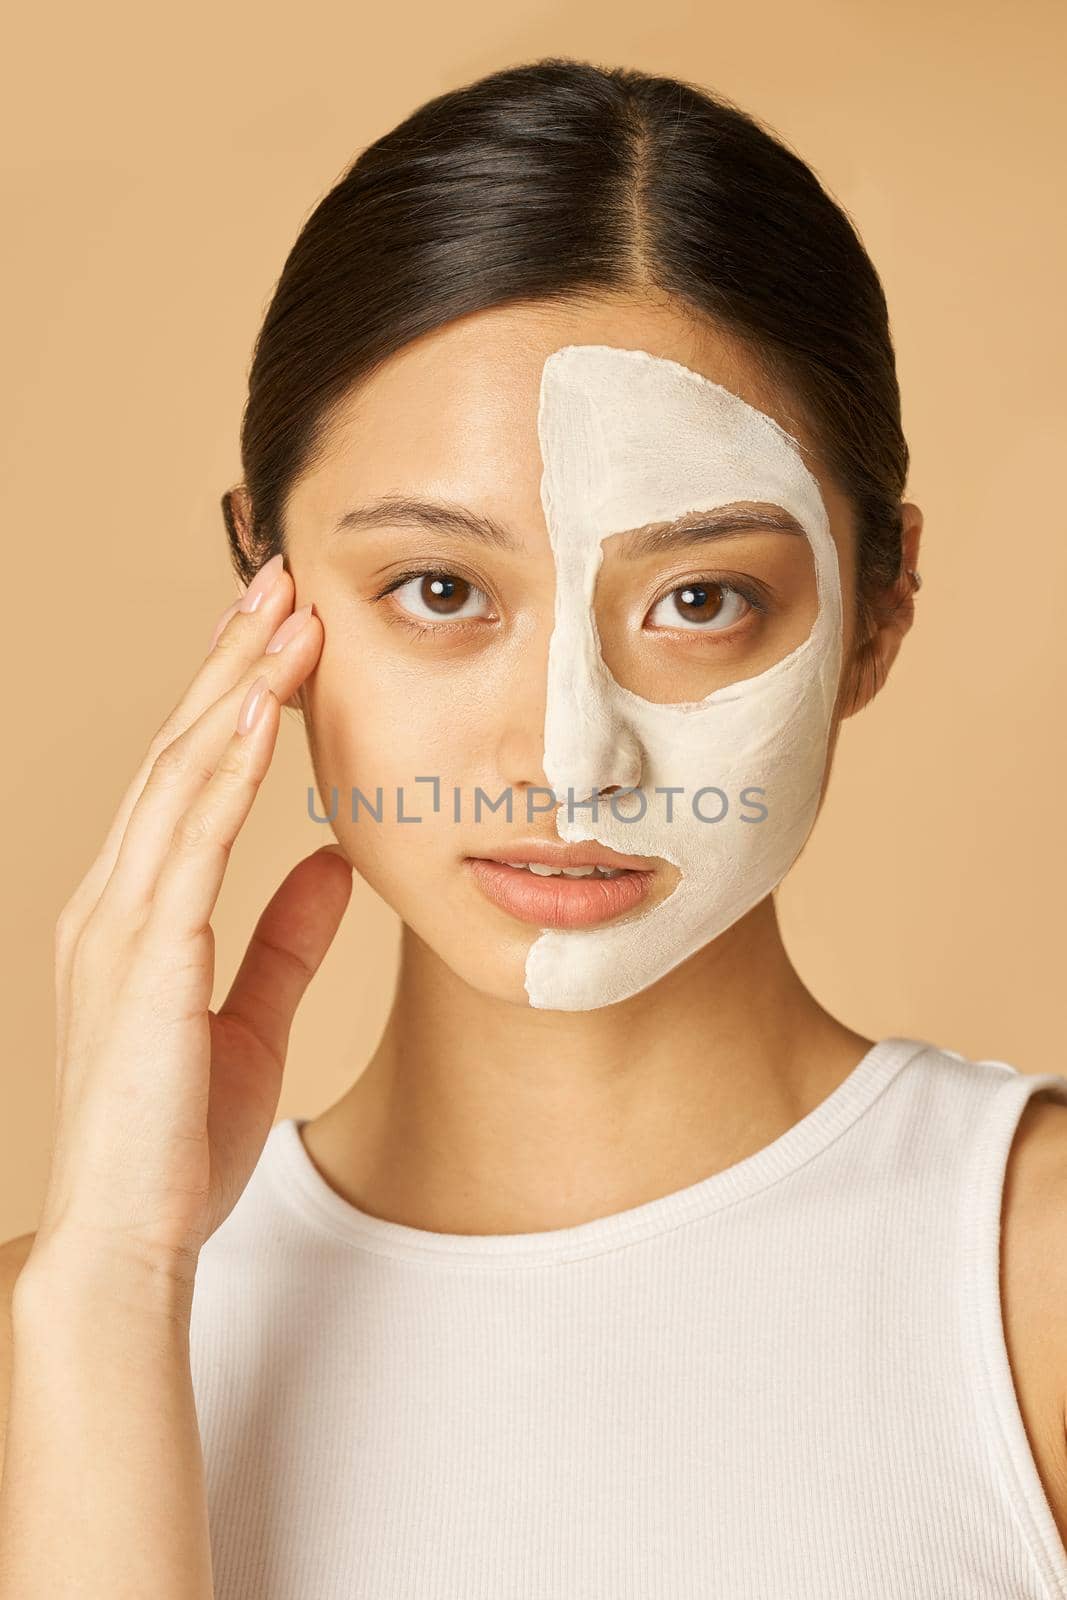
[304,649,409,783]
[306,646,488,792]
[303,657,454,900]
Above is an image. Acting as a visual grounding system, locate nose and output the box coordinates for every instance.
[542,607,644,807]
[544,698,643,806]
[495,608,644,810]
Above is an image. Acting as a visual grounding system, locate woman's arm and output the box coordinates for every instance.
[0,1234,213,1598]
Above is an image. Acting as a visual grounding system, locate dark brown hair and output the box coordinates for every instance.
[222,57,911,701]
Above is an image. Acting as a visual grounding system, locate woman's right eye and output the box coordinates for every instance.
[381,569,493,626]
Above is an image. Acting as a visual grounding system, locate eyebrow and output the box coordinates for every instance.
[332,496,519,548]
[331,496,806,552]
[617,505,807,556]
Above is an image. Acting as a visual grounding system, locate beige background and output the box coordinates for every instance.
[2,0,1063,1241]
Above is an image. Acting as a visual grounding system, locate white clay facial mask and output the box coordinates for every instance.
[526,344,844,1011]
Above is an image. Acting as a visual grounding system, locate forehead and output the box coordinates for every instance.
[286,293,851,556]
[537,342,827,550]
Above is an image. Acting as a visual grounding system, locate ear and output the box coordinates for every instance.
[226,484,305,718]
[227,484,256,597]
[839,502,924,720]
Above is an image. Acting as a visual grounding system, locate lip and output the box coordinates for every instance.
[469,840,656,872]
[464,853,657,929]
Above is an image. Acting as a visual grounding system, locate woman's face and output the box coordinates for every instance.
[283,293,861,1011]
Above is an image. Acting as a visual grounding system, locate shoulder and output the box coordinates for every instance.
[0,1231,38,1474]
[1000,1091,1067,1548]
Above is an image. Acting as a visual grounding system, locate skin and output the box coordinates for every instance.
[275,288,922,1237]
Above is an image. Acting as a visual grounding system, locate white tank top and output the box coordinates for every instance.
[188,1036,1067,1598]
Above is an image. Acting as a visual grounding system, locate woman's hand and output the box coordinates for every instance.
[31,553,353,1291]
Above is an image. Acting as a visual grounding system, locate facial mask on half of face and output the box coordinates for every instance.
[526,344,844,1011]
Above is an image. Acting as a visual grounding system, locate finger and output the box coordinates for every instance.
[94,607,321,931]
[60,555,297,933]
[211,846,354,1098]
[52,556,292,1079]
[53,576,312,1065]
[209,598,244,651]
[136,677,283,958]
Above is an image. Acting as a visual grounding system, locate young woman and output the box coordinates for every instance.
[2,57,1066,1600]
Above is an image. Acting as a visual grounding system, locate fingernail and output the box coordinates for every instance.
[265,603,313,655]
[319,843,351,865]
[238,552,285,614]
[237,675,270,736]
[209,598,243,651]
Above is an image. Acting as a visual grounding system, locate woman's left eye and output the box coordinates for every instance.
[646,580,765,633]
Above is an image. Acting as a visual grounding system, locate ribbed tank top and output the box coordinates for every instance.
[187,1036,1067,1599]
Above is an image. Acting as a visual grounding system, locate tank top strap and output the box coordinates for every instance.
[958,1059,1067,1598]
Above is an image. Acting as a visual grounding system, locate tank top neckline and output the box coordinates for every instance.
[263,1035,932,1267]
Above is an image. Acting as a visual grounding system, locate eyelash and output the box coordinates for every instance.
[372,567,492,643]
[372,567,772,643]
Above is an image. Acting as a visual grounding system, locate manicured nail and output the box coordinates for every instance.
[238,552,285,614]
[209,598,243,651]
[237,675,270,736]
[265,603,313,654]
[319,843,351,865]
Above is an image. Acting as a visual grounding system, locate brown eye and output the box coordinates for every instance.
[390,571,491,622]
[647,581,750,633]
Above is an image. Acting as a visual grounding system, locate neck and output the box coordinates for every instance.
[300,894,873,1236]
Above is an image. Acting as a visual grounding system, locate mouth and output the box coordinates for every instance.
[463,842,658,929]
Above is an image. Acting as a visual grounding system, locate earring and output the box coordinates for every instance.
[905,568,922,592]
